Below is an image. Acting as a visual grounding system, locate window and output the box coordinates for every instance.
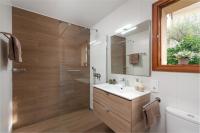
[152,0,200,73]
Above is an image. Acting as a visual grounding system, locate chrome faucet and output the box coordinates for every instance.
[119,78,127,89]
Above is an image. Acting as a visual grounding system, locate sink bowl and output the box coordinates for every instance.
[94,83,150,100]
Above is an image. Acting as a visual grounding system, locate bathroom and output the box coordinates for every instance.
[0,0,199,133]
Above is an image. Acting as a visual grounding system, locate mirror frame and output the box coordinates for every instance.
[107,20,152,77]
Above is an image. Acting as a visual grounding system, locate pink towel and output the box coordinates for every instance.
[1,32,22,63]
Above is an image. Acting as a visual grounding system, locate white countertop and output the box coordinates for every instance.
[93,83,151,101]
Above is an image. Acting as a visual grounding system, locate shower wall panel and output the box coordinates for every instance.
[12,7,90,129]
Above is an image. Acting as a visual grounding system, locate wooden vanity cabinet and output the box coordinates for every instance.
[93,87,150,133]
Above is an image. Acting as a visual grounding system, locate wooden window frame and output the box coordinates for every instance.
[152,0,200,73]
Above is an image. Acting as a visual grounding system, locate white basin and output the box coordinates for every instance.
[93,83,151,100]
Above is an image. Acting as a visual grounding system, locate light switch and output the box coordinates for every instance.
[151,80,159,93]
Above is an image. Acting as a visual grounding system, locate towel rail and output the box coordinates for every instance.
[12,68,27,73]
[143,97,161,109]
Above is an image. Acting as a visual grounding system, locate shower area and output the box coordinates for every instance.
[12,7,91,131]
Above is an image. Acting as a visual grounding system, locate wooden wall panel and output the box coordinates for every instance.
[12,7,90,129]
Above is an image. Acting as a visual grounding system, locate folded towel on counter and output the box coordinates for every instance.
[129,53,139,64]
[143,100,160,129]
[0,32,22,63]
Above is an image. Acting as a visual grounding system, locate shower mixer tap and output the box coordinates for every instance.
[92,66,101,84]
[94,73,101,80]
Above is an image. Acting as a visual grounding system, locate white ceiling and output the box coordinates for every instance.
[11,0,128,28]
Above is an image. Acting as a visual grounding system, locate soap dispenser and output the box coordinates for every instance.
[134,78,145,92]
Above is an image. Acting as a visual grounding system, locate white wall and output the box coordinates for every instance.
[90,0,200,132]
[0,1,12,133]
[90,29,107,108]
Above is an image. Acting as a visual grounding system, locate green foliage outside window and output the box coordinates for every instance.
[167,15,200,65]
[167,36,200,64]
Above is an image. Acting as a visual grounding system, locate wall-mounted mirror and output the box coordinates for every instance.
[110,20,151,76]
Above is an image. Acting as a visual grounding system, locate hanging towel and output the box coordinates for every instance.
[143,101,160,129]
[0,32,22,63]
[129,53,139,64]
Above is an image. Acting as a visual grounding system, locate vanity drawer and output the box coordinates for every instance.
[93,101,131,133]
[93,87,110,106]
[93,88,132,122]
